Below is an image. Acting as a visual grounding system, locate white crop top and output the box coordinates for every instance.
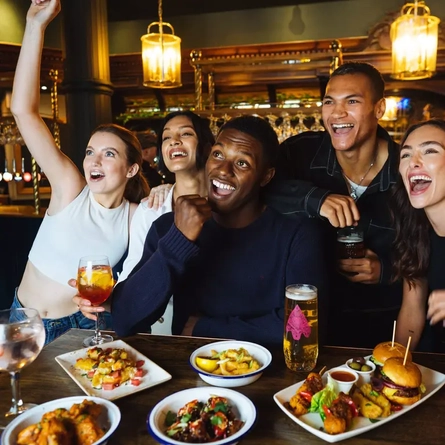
[29,186,130,287]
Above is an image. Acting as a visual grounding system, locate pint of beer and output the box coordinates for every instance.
[337,226,365,259]
[283,284,318,372]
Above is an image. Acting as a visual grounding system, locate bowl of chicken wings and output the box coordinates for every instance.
[1,396,120,445]
[147,386,256,444]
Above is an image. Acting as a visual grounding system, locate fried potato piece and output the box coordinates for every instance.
[361,384,391,417]
[74,358,97,371]
[352,390,382,419]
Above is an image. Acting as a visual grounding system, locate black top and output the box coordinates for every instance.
[112,207,328,347]
[425,230,445,352]
[265,126,403,347]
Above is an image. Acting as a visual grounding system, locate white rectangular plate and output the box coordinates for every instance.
[273,359,445,443]
[55,339,172,401]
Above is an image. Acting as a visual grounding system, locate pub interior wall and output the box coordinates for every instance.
[2,0,445,54]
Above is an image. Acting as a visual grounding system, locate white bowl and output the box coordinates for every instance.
[189,340,272,388]
[147,386,256,445]
[345,358,376,386]
[326,366,359,394]
[1,396,121,445]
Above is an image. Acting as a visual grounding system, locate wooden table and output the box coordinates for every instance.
[1,329,445,444]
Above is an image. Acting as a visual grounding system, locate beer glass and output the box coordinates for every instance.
[77,255,114,347]
[336,226,365,259]
[283,284,318,372]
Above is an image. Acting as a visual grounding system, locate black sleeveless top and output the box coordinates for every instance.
[426,230,445,352]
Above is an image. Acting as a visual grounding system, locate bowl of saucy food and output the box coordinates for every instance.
[1,396,120,445]
[147,386,256,445]
[189,340,272,388]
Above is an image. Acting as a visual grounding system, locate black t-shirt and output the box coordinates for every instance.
[426,230,445,352]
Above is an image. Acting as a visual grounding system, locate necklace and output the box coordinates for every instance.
[342,155,377,201]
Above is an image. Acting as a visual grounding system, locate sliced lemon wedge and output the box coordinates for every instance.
[195,356,219,373]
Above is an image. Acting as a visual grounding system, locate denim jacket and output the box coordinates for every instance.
[266,126,402,314]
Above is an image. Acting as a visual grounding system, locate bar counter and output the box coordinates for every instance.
[1,329,444,444]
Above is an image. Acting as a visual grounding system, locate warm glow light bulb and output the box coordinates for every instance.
[23,172,32,182]
[3,172,13,182]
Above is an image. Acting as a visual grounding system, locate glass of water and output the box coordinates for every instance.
[0,308,45,421]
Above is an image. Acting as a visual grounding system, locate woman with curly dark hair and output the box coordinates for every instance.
[393,119,445,352]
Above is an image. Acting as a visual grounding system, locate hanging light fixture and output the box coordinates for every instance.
[390,1,440,80]
[141,0,182,88]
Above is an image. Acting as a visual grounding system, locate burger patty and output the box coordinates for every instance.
[393,387,420,398]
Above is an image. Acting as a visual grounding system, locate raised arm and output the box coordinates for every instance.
[11,0,84,210]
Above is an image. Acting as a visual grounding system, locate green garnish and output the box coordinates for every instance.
[214,401,228,413]
[236,351,244,362]
[211,415,223,426]
[370,390,379,397]
[180,414,191,423]
[165,410,177,427]
[370,419,381,423]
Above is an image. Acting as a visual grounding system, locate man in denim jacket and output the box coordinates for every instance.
[267,62,402,347]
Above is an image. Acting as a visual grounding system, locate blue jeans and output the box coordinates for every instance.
[11,291,112,345]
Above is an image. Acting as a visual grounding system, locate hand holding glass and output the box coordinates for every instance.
[77,255,114,347]
[0,308,45,423]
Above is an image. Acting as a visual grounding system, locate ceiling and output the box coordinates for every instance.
[107,0,340,22]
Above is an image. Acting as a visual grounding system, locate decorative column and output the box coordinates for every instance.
[190,50,203,111]
[61,0,113,168]
[49,69,61,150]
[329,40,343,74]
[208,72,215,111]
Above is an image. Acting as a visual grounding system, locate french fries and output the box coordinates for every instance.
[351,383,392,419]
[360,383,391,417]
[352,390,383,419]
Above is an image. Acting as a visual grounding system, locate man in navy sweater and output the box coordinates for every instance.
[112,116,327,347]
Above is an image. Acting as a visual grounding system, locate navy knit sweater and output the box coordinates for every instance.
[112,207,327,347]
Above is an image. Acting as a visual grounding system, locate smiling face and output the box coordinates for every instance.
[322,73,385,152]
[83,131,138,198]
[161,115,199,175]
[206,128,275,226]
[399,124,445,212]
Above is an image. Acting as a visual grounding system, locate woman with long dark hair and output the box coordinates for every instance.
[75,111,214,334]
[393,119,445,352]
[11,0,149,343]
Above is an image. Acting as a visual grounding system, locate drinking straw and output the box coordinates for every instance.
[403,336,412,366]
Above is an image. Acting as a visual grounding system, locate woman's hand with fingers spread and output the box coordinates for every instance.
[142,183,173,209]
[69,278,104,322]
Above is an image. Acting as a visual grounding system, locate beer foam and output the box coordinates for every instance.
[337,235,363,243]
[286,285,317,301]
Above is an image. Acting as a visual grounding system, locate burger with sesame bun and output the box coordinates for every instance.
[381,357,423,405]
[371,341,412,370]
